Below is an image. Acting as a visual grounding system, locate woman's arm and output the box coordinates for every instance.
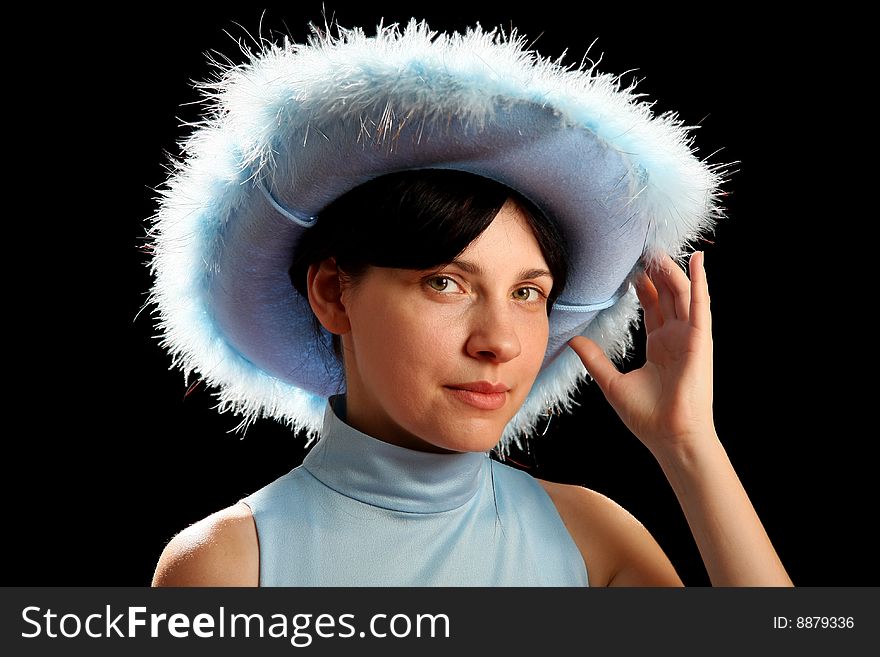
[539,479,684,587]
[568,252,792,586]
[152,503,259,587]
[652,432,792,586]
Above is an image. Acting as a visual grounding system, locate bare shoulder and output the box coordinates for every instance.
[537,479,683,587]
[151,502,259,587]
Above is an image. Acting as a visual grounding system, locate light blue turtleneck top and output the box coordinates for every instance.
[239,395,589,586]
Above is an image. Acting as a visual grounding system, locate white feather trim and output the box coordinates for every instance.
[144,18,731,457]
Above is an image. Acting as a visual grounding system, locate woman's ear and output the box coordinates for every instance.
[306,257,351,335]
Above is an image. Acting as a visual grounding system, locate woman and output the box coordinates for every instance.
[147,18,792,586]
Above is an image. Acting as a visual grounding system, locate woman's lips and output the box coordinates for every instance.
[445,387,508,410]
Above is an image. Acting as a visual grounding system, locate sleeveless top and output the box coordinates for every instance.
[239,394,589,586]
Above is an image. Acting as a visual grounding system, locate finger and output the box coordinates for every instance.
[567,336,621,395]
[635,270,663,333]
[688,251,712,333]
[647,257,679,321]
[653,253,691,321]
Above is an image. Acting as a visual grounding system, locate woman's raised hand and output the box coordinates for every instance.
[568,252,715,458]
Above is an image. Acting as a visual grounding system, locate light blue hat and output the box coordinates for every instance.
[145,18,730,456]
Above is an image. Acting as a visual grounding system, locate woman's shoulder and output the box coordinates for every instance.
[536,478,683,587]
[151,502,259,587]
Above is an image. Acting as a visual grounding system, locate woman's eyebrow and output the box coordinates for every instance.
[448,257,553,281]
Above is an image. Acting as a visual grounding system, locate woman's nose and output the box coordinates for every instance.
[464,298,522,363]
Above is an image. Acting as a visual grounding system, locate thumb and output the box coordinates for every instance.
[567,336,621,395]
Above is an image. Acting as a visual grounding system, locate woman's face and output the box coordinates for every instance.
[339,199,553,453]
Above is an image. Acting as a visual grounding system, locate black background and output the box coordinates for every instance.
[10,3,868,587]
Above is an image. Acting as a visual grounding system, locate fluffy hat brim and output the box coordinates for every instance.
[145,18,730,456]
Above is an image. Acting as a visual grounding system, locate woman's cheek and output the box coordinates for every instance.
[524,316,550,369]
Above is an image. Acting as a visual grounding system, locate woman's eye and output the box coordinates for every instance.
[513,287,542,302]
[427,276,461,293]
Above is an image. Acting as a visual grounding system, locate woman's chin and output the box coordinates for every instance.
[428,415,509,453]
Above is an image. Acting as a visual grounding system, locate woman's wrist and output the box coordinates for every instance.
[648,426,724,472]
